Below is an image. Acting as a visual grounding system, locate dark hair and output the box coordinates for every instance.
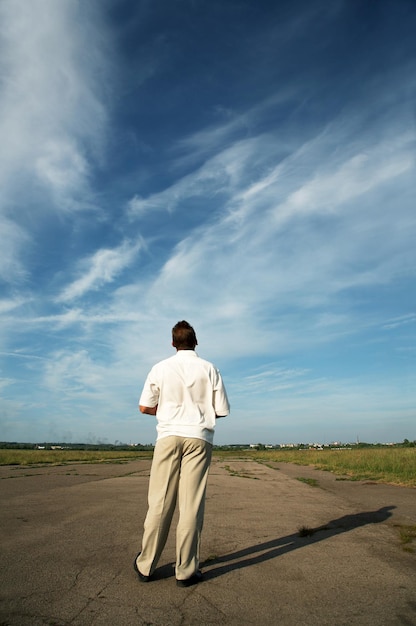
[172,320,197,350]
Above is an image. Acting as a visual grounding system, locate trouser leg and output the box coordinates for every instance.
[136,437,181,576]
[175,438,212,580]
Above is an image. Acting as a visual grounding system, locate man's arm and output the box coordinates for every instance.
[139,405,158,415]
[213,372,230,418]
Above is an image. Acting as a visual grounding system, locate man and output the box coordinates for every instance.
[134,320,230,587]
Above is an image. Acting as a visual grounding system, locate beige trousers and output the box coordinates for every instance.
[136,436,212,580]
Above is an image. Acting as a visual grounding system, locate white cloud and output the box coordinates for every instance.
[117,106,416,376]
[383,314,416,330]
[127,136,265,219]
[0,0,108,212]
[0,297,27,314]
[0,217,29,283]
[34,140,89,205]
[43,349,104,395]
[56,239,143,302]
[272,135,414,227]
[0,0,112,319]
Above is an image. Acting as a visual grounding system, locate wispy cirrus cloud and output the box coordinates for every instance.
[144,131,414,306]
[383,314,416,330]
[0,218,29,283]
[0,0,112,317]
[126,137,258,219]
[0,0,109,214]
[43,349,105,396]
[56,239,143,303]
[0,297,27,314]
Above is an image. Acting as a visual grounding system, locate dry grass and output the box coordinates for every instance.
[250,448,416,487]
[0,449,152,466]
[1,447,415,487]
[395,524,416,552]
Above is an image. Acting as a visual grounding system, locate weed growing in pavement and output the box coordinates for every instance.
[296,477,319,487]
[222,464,259,479]
[395,524,416,553]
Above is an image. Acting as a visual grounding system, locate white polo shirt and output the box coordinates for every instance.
[139,350,230,444]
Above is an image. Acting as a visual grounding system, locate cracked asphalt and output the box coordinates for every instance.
[0,457,415,625]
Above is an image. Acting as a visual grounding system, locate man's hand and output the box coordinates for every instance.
[140,405,158,415]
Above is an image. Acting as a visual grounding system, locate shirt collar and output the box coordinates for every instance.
[175,350,197,357]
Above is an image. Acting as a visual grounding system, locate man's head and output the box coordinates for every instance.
[172,320,198,350]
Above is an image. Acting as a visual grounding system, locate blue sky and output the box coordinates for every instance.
[0,0,415,446]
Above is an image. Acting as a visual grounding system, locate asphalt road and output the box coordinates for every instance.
[0,457,415,625]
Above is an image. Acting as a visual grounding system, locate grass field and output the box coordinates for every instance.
[0,447,415,487]
[0,449,152,466]
[249,447,416,487]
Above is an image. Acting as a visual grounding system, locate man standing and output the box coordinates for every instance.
[134,320,230,587]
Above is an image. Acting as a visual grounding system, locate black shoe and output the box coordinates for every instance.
[133,554,151,583]
[176,570,203,588]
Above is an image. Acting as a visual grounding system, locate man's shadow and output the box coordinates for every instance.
[201,506,395,580]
